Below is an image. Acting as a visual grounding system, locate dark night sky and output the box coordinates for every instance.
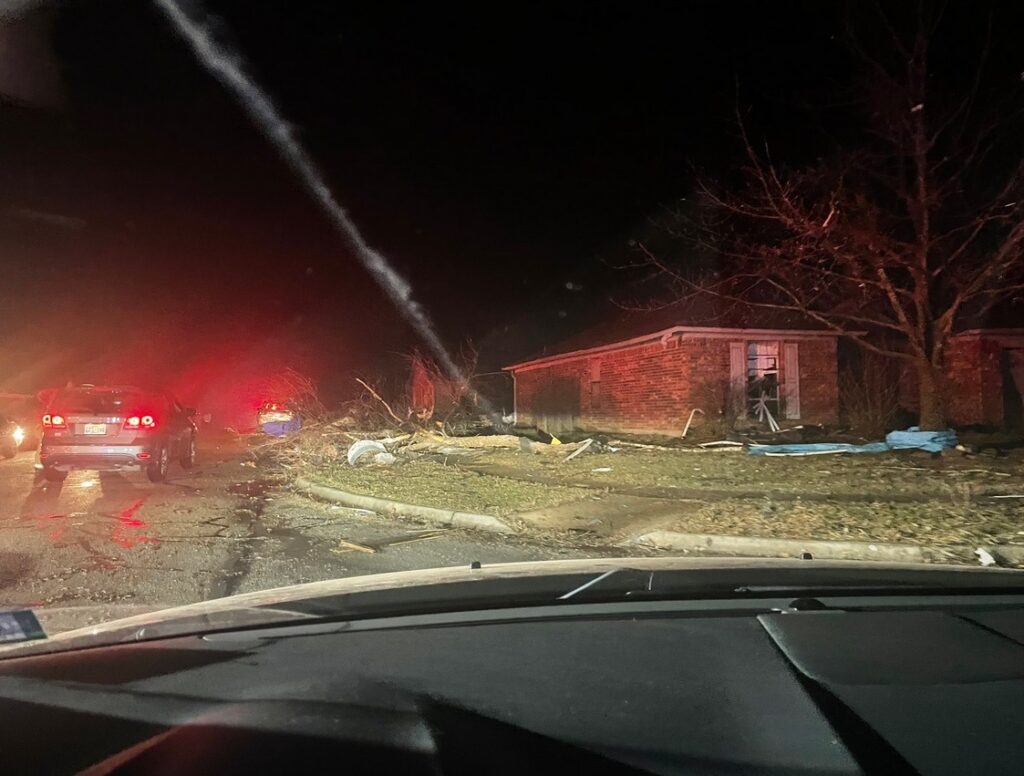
[0,1,1019,408]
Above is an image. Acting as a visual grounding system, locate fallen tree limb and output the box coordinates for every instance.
[355,378,406,426]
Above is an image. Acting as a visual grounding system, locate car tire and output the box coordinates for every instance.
[180,433,196,469]
[1,444,14,460]
[42,466,67,482]
[147,445,169,483]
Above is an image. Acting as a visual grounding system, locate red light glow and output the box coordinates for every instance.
[124,415,157,430]
[43,414,67,429]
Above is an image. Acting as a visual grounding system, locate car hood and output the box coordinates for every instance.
[4,556,1021,657]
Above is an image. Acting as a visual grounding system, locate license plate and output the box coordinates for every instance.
[83,423,107,435]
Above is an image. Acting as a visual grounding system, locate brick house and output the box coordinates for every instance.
[899,329,1024,429]
[503,308,844,436]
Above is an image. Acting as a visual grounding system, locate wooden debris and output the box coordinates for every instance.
[404,432,522,451]
[564,438,594,462]
[333,538,378,554]
[610,440,674,450]
[381,530,448,547]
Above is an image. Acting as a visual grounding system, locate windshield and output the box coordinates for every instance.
[0,0,1022,651]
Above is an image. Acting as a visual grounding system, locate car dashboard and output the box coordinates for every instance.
[0,590,1023,774]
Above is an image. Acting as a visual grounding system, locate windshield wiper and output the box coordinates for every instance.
[558,568,661,600]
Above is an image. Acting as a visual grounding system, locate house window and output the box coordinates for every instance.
[589,358,602,404]
[747,342,780,421]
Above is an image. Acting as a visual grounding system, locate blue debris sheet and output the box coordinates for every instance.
[748,427,957,457]
[884,428,958,452]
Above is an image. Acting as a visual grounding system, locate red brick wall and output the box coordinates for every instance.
[513,335,839,435]
[797,338,839,423]
[899,335,1005,426]
[947,336,985,425]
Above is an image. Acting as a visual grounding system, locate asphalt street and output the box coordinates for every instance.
[0,434,636,635]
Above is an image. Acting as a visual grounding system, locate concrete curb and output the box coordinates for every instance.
[631,530,934,563]
[293,477,515,535]
[630,531,1024,567]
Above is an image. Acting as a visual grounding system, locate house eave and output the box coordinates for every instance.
[503,326,856,373]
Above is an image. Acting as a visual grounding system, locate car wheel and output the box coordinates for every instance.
[147,445,169,482]
[1,444,14,460]
[180,433,196,469]
[42,466,67,482]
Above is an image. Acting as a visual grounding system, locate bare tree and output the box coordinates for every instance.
[643,6,1024,429]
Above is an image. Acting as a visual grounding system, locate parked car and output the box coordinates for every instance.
[37,385,197,482]
[0,415,24,459]
[256,400,302,436]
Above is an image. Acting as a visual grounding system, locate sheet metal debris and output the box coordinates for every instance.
[347,439,388,465]
[749,428,959,457]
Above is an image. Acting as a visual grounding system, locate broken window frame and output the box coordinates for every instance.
[747,341,781,422]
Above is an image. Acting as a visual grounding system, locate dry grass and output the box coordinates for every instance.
[469,446,1024,501]
[662,499,1024,547]
[306,459,589,517]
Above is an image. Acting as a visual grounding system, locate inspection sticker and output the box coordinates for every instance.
[0,610,46,643]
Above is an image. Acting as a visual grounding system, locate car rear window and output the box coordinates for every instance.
[54,390,148,414]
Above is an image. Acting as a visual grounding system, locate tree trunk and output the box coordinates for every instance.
[916,359,948,430]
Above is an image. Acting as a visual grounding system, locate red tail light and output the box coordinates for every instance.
[42,413,67,429]
[124,415,157,430]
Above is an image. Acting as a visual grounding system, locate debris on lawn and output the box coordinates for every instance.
[253,404,1022,558]
[738,424,832,445]
[564,438,594,462]
[681,408,705,439]
[749,427,958,457]
[750,442,889,457]
[886,428,958,452]
[613,440,677,451]
[751,393,781,432]
[975,548,997,567]
[405,432,522,451]
[698,440,745,450]
[347,439,388,465]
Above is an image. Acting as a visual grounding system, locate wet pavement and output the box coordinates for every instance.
[0,434,637,635]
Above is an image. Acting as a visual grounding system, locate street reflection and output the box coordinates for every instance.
[20,475,64,519]
[19,471,156,548]
[97,473,156,549]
